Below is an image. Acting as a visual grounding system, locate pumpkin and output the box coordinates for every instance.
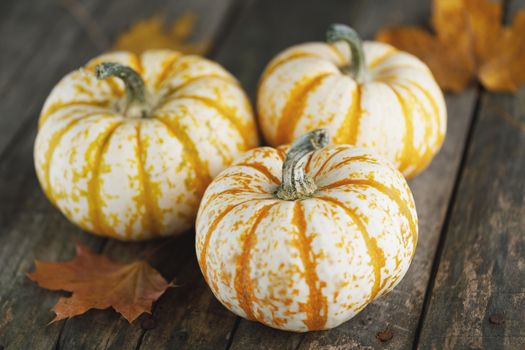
[34,50,259,241]
[195,129,418,332]
[257,24,446,178]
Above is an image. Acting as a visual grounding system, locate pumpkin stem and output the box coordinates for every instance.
[275,129,329,201]
[95,62,150,118]
[326,24,366,82]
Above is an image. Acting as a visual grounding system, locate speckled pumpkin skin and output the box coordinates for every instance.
[34,50,258,241]
[257,41,446,178]
[196,144,418,332]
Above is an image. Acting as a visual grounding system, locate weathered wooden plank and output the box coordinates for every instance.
[417,1,525,346]
[0,0,106,159]
[0,1,237,349]
[0,7,106,348]
[0,0,69,90]
[417,90,525,350]
[212,0,479,348]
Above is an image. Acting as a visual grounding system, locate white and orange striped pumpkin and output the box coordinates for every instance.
[34,50,259,241]
[196,129,417,332]
[257,24,446,178]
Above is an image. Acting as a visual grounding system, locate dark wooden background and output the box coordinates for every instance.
[1,0,524,349]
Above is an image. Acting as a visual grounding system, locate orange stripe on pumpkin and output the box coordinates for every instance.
[236,162,280,184]
[323,154,381,174]
[154,52,183,89]
[199,198,275,284]
[154,115,211,198]
[292,202,328,330]
[162,74,236,95]
[372,63,429,76]
[42,112,110,204]
[334,85,362,145]
[312,146,348,179]
[135,123,161,236]
[400,79,445,174]
[317,196,386,302]
[327,44,347,65]
[261,52,320,82]
[86,122,122,236]
[169,94,253,149]
[367,47,397,69]
[275,147,286,161]
[276,73,332,145]
[320,179,417,250]
[234,202,278,320]
[394,82,435,176]
[131,53,144,75]
[39,101,111,128]
[385,84,417,175]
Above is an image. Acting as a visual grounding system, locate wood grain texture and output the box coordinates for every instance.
[1,0,522,349]
[417,90,525,350]
[0,2,107,346]
[416,2,525,348]
[0,0,105,160]
[0,1,237,349]
[215,0,478,348]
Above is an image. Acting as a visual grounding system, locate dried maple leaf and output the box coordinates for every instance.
[376,0,525,92]
[113,12,209,55]
[27,243,174,323]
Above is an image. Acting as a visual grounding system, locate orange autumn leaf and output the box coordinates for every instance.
[113,12,209,55]
[27,243,174,323]
[376,0,525,92]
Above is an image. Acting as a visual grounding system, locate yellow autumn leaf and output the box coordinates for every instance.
[376,0,525,92]
[114,13,209,55]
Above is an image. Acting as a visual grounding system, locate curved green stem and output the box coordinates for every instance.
[326,23,366,82]
[275,129,329,201]
[95,62,149,118]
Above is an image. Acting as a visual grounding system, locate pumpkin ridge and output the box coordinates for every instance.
[42,112,108,204]
[391,81,437,175]
[86,122,123,236]
[162,74,236,96]
[372,63,429,77]
[236,162,280,184]
[168,94,252,148]
[199,198,274,282]
[199,189,271,214]
[292,201,328,330]
[276,73,332,145]
[312,146,347,179]
[261,52,321,82]
[399,79,445,169]
[154,52,183,89]
[103,77,125,98]
[154,115,211,198]
[335,84,362,145]
[367,47,397,69]
[275,147,286,161]
[39,101,111,128]
[384,83,417,175]
[304,153,315,173]
[134,123,161,237]
[327,44,347,66]
[132,53,144,75]
[320,179,417,249]
[234,202,278,321]
[322,155,381,175]
[316,195,386,302]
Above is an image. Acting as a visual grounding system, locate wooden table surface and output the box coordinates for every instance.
[1,0,524,349]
